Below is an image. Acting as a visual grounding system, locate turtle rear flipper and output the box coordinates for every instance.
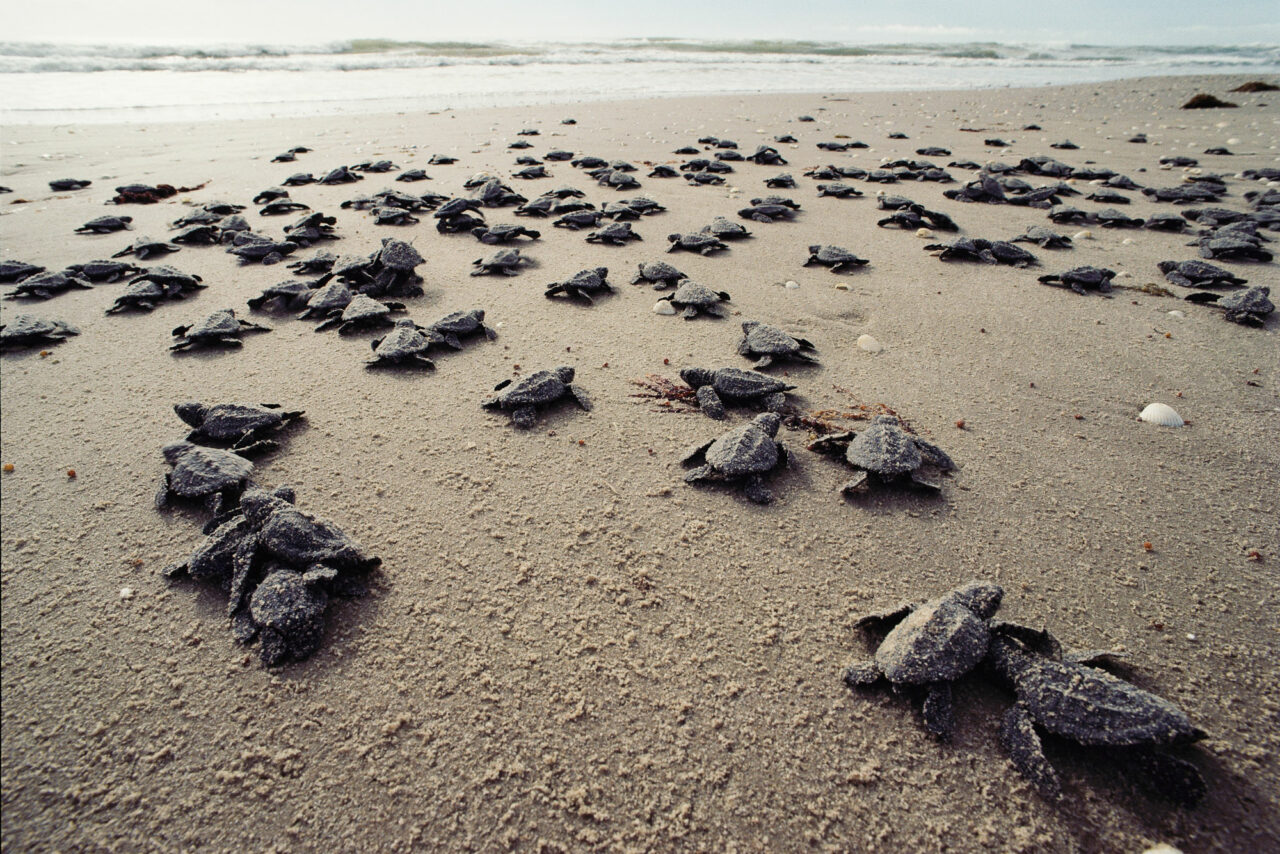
[227,533,260,616]
[680,438,716,467]
[155,476,174,510]
[922,682,955,741]
[681,305,698,319]
[169,337,193,352]
[742,476,774,504]
[752,355,775,370]
[703,303,728,318]
[231,610,258,644]
[853,602,914,634]
[1000,703,1062,799]
[989,621,1063,659]
[910,465,943,491]
[694,386,727,420]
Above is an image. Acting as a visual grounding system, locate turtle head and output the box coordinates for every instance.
[741,320,760,333]
[594,267,609,278]
[951,581,1004,619]
[807,245,821,253]
[680,367,712,388]
[1156,260,1176,274]
[161,440,196,465]
[555,366,575,383]
[174,401,208,427]
[667,233,682,242]
[470,226,487,237]
[240,487,291,527]
[752,412,782,437]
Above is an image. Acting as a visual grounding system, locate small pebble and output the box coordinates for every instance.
[120,587,134,600]
[1168,309,1185,318]
[856,334,883,353]
[652,301,676,315]
[784,280,799,290]
[834,282,849,291]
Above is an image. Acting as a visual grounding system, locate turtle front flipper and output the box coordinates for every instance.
[511,406,538,428]
[681,305,698,319]
[1000,703,1061,799]
[259,627,289,666]
[752,355,774,370]
[544,285,565,299]
[569,384,592,411]
[683,464,714,483]
[694,386,727,420]
[742,476,773,504]
[840,470,871,494]
[227,533,260,616]
[481,325,498,341]
[853,603,914,634]
[1127,748,1207,807]
[232,438,279,457]
[922,682,955,741]
[169,338,192,351]
[703,303,728,318]
[763,391,787,413]
[843,661,882,689]
[443,332,464,349]
[909,465,943,491]
[155,475,174,510]
[989,622,1063,659]
[680,438,716,467]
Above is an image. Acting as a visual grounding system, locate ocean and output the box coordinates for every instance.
[1,39,1276,124]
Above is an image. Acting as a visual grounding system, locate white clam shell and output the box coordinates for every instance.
[916,227,934,238]
[1139,402,1184,427]
[1167,309,1185,318]
[856,334,883,353]
[1073,230,1094,240]
[784,280,799,289]
[652,301,676,315]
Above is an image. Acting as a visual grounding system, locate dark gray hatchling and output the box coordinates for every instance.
[253,188,291,204]
[427,308,497,349]
[129,265,204,293]
[807,415,955,494]
[227,238,298,265]
[553,210,604,230]
[247,280,315,312]
[989,629,1207,806]
[586,222,641,245]
[313,294,406,334]
[171,224,220,245]
[545,267,612,303]
[1012,226,1073,249]
[805,245,869,273]
[396,168,431,182]
[371,207,418,225]
[1144,213,1189,233]
[297,280,354,320]
[681,412,788,504]
[482,366,591,428]
[471,248,528,276]
[679,367,795,420]
[631,261,687,290]
[368,319,437,369]
[171,309,271,351]
[4,272,93,301]
[248,569,333,665]
[658,281,731,319]
[1038,266,1117,295]
[701,217,752,240]
[112,236,181,260]
[288,250,339,275]
[0,315,79,349]
[816,183,863,198]
[737,320,818,369]
[1185,286,1274,326]
[156,441,254,514]
[105,279,169,314]
[0,261,45,283]
[472,224,540,244]
[1158,260,1248,289]
[843,581,1006,739]
[737,203,797,223]
[259,199,310,216]
[667,233,729,255]
[175,401,304,454]
[75,216,132,234]
[63,260,143,282]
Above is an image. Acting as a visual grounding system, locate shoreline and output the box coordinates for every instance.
[3,74,1279,852]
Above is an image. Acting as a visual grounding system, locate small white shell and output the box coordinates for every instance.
[1227,137,1240,145]
[1139,402,1184,427]
[652,301,676,315]
[834,282,850,291]
[120,587,135,600]
[1167,309,1185,318]
[1073,229,1094,241]
[856,334,883,353]
[784,280,799,290]
[916,227,934,238]
[1122,238,1135,245]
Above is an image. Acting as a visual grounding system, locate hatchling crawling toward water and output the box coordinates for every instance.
[925,238,1038,267]
[586,222,641,245]
[657,281,731,318]
[75,215,132,234]
[843,581,1006,738]
[681,412,789,504]
[701,217,752,240]
[1185,286,1274,326]
[427,308,497,348]
[666,233,729,256]
[0,314,79,349]
[5,271,93,301]
[679,367,795,420]
[737,320,818,369]
[472,224,541,244]
[247,280,315,312]
[545,267,612,302]
[367,318,437,369]
[482,365,592,428]
[807,414,955,494]
[171,308,271,351]
[0,261,45,283]
[1157,260,1247,289]
[471,248,529,276]
[156,441,254,514]
[805,244,869,273]
[112,235,180,260]
[1011,226,1073,249]
[1038,266,1117,295]
[175,401,304,453]
[631,261,687,290]
[313,294,406,334]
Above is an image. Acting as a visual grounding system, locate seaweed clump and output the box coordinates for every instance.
[1181,94,1238,109]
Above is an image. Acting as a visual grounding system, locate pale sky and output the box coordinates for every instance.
[2,0,1278,45]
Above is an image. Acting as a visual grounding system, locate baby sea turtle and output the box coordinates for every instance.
[765,173,797,188]
[657,281,731,319]
[0,261,45,283]
[701,217,752,240]
[1012,226,1073,249]
[171,224,221,245]
[297,280,354,320]
[396,168,431,182]
[681,412,788,504]
[176,401,304,453]
[545,267,613,302]
[318,166,363,185]
[1089,208,1144,229]
[816,183,863,198]
[1157,260,1247,289]
[260,199,310,216]
[631,261,687,290]
[808,415,955,494]
[1038,266,1117,295]
[0,315,79,349]
[368,318,437,369]
[737,203,797,223]
[4,272,93,301]
[228,237,298,265]
[471,248,528,276]
[75,216,133,234]
[50,178,92,191]
[472,224,540,244]
[427,308,497,348]
[247,281,314,313]
[586,222,641,245]
[553,210,604,230]
[989,630,1207,806]
[1185,286,1274,326]
[843,581,1005,739]
[112,235,181,260]
[679,367,795,420]
[247,569,333,665]
[288,250,339,275]
[371,207,418,226]
[129,265,204,293]
[482,366,591,428]
[156,441,254,514]
[282,173,315,186]
[924,238,1038,267]
[1195,236,1272,262]
[105,279,171,314]
[805,245,869,273]
[1144,213,1190,233]
[313,294,405,334]
[737,320,818,369]
[171,309,271,351]
[666,233,729,255]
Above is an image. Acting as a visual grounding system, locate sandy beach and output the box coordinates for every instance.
[2,75,1278,852]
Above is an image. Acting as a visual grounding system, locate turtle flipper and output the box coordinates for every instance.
[989,622,1063,658]
[511,406,537,428]
[910,465,943,491]
[752,355,774,370]
[853,603,914,634]
[1000,704,1061,799]
[742,476,773,504]
[569,384,592,411]
[1128,748,1207,807]
[228,532,260,616]
[680,439,716,467]
[843,661,882,688]
[694,385,727,420]
[840,470,871,494]
[763,391,787,412]
[681,305,698,319]
[922,682,955,741]
[703,303,728,318]
[683,464,714,483]
[481,325,497,341]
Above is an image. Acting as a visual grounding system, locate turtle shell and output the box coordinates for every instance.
[496,370,569,406]
[185,309,243,340]
[709,367,790,399]
[249,570,328,659]
[741,322,803,355]
[163,443,253,497]
[845,417,922,476]
[671,282,724,306]
[703,419,781,477]
[875,598,991,685]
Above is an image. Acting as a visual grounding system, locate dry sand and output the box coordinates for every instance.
[2,75,1278,852]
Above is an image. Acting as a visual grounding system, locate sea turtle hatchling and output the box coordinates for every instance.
[104,279,173,314]
[482,365,591,428]
[657,281,731,319]
[112,235,181,260]
[843,581,1006,739]
[666,233,729,256]
[586,222,641,245]
[471,224,540,244]
[1038,266,1117,295]
[0,261,45,283]
[808,415,956,494]
[701,217,752,240]
[247,280,315,312]
[313,294,406,334]
[4,272,93,301]
[1185,286,1274,326]
[297,280,354,320]
[816,183,863,198]
[988,629,1207,806]
[75,216,133,234]
[471,248,528,276]
[175,401,303,453]
[737,203,798,224]
[171,308,271,351]
[631,261,687,290]
[804,245,869,273]
[1157,260,1248,289]
[156,441,254,514]
[367,319,437,369]
[1011,226,1073,249]
[737,320,819,369]
[681,412,788,504]
[545,267,613,302]
[247,568,334,665]
[678,367,795,420]
[426,308,497,348]
[63,260,144,283]
[924,238,1038,267]
[0,315,79,349]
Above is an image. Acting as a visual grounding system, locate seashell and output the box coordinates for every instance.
[784,280,799,290]
[834,282,850,291]
[1122,238,1135,245]
[856,334,883,353]
[1167,309,1185,318]
[1227,137,1240,145]
[1116,271,1132,278]
[1073,229,1093,240]
[120,587,135,600]
[652,301,676,315]
[916,227,934,238]
[1138,402,1184,427]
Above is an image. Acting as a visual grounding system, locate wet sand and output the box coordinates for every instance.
[2,75,1278,851]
